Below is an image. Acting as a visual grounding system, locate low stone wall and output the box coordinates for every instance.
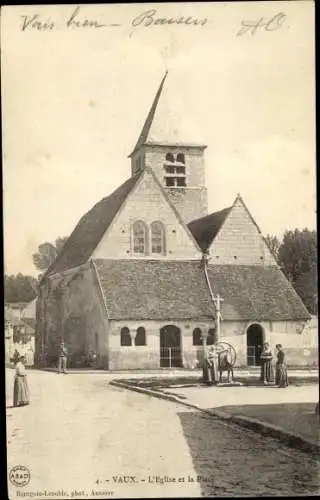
[285,347,318,367]
[109,348,160,370]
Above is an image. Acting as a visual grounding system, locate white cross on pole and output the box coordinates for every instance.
[213,293,224,342]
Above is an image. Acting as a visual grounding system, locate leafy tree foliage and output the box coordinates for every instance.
[268,229,317,314]
[32,236,68,271]
[293,263,317,315]
[265,234,281,260]
[4,274,38,303]
[278,229,317,283]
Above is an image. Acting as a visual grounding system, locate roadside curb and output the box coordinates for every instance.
[110,380,201,411]
[220,413,320,458]
[110,380,320,459]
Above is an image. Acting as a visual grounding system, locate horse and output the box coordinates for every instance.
[218,349,234,383]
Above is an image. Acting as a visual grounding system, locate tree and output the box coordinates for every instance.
[265,234,281,261]
[293,263,318,315]
[278,229,317,314]
[32,236,68,271]
[4,274,38,303]
[278,229,317,283]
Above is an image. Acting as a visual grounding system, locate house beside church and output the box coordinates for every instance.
[5,299,36,366]
[35,73,315,370]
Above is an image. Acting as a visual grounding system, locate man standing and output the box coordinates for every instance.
[58,341,68,374]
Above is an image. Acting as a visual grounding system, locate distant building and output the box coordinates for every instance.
[5,300,36,366]
[5,302,29,320]
[36,73,314,370]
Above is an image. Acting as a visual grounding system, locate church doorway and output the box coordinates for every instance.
[246,324,264,366]
[160,325,182,368]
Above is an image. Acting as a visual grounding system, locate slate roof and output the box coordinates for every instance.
[94,260,310,322]
[94,259,215,321]
[188,207,232,251]
[207,265,311,321]
[45,173,142,276]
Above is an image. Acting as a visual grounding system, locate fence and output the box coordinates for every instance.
[160,347,183,368]
[247,346,262,366]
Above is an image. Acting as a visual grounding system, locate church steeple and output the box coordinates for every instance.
[129,71,168,158]
[129,72,208,223]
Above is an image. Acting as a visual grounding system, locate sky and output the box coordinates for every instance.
[2,2,316,276]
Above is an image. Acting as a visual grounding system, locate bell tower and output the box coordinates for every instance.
[129,72,208,223]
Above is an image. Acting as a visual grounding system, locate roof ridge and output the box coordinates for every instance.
[234,194,262,234]
[42,171,143,279]
[189,206,232,225]
[187,205,232,251]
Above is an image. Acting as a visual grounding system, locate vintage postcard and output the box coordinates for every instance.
[3,2,318,499]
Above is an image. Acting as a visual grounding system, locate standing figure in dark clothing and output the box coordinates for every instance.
[275,344,288,387]
[58,341,68,374]
[260,343,274,384]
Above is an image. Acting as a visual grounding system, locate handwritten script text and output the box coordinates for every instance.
[237,12,286,36]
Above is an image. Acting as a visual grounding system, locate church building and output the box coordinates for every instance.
[35,73,314,370]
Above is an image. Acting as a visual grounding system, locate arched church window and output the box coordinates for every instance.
[151,221,165,254]
[192,328,202,346]
[133,220,148,255]
[177,152,185,164]
[165,152,175,163]
[207,328,217,345]
[120,327,132,346]
[135,327,146,346]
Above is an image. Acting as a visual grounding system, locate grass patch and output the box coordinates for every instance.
[117,376,201,389]
[117,375,318,390]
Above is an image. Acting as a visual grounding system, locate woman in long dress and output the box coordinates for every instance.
[260,343,274,384]
[275,344,289,388]
[203,345,219,385]
[13,355,30,407]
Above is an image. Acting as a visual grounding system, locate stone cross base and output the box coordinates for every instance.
[216,381,244,387]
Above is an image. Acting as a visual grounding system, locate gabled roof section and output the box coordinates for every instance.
[129,72,207,156]
[92,260,310,322]
[188,193,272,253]
[94,259,215,320]
[206,265,311,321]
[44,172,143,277]
[188,207,232,252]
[234,193,264,235]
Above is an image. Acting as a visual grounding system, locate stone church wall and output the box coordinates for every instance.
[106,317,317,370]
[37,267,110,369]
[209,198,276,266]
[164,187,208,226]
[144,145,208,223]
[220,319,318,368]
[92,169,201,260]
[108,319,222,370]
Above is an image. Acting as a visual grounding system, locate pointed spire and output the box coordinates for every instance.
[129,71,168,157]
[129,71,206,157]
